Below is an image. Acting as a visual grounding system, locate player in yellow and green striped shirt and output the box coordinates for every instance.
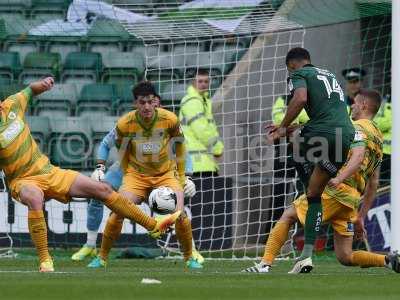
[0,78,180,272]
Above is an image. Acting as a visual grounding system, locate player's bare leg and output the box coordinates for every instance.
[333,231,399,272]
[243,206,297,273]
[68,175,180,238]
[19,185,54,272]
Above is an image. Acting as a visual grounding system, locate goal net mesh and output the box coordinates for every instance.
[0,0,391,259]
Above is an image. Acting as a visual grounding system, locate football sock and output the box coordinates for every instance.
[175,215,193,261]
[351,251,385,268]
[262,221,290,265]
[99,213,123,261]
[28,210,51,263]
[86,230,98,248]
[103,191,156,231]
[301,197,322,258]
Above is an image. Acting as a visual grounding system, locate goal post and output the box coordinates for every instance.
[391,0,399,252]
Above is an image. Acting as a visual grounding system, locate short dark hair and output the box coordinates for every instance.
[358,88,382,115]
[154,93,161,100]
[285,47,311,65]
[195,68,209,77]
[132,81,156,100]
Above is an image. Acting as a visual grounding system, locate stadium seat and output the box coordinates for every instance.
[46,40,81,64]
[129,42,162,59]
[86,19,129,57]
[145,54,184,82]
[101,51,145,85]
[211,43,247,68]
[159,82,186,113]
[49,117,92,169]
[19,52,61,84]
[4,40,40,64]
[90,115,119,167]
[0,83,26,101]
[114,83,134,115]
[0,52,22,81]
[61,52,103,84]
[31,0,71,15]
[76,83,116,117]
[0,0,30,14]
[34,83,78,117]
[185,52,230,88]
[26,116,51,154]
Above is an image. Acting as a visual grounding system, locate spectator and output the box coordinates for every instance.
[374,95,392,184]
[179,69,224,177]
[342,67,366,112]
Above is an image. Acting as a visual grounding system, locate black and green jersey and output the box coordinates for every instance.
[289,64,354,137]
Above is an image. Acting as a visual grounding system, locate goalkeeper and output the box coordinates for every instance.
[0,78,180,272]
[87,81,202,270]
[71,95,203,264]
[244,89,400,273]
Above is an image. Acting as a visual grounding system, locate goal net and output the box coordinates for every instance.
[0,0,392,259]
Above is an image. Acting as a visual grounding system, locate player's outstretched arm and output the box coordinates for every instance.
[267,88,307,142]
[354,169,379,240]
[29,77,54,96]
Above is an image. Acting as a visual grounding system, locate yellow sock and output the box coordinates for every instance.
[175,215,193,261]
[28,210,51,264]
[103,191,156,231]
[262,221,290,265]
[351,250,386,268]
[99,213,124,261]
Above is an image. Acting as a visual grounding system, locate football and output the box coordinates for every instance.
[148,186,177,215]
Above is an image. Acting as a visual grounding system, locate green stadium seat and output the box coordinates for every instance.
[145,55,184,82]
[0,0,30,14]
[31,0,71,15]
[26,116,51,154]
[86,19,129,56]
[102,51,145,85]
[76,83,116,117]
[129,42,163,59]
[211,43,247,72]
[46,40,81,64]
[114,83,134,115]
[4,40,40,64]
[49,116,92,169]
[0,52,22,81]
[34,83,77,118]
[61,52,103,83]
[185,52,230,88]
[89,115,119,167]
[159,82,186,113]
[19,52,61,84]
[0,83,26,101]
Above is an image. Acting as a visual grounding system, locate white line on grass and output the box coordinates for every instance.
[0,270,83,274]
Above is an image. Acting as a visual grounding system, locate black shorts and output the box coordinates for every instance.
[292,129,353,186]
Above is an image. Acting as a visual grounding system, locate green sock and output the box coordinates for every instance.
[301,201,322,258]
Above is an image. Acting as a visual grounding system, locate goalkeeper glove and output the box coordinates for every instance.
[184,177,196,198]
[91,164,106,181]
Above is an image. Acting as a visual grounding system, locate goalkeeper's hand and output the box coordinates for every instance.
[184,177,196,198]
[91,164,106,181]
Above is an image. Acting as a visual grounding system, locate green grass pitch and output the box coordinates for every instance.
[0,251,400,300]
